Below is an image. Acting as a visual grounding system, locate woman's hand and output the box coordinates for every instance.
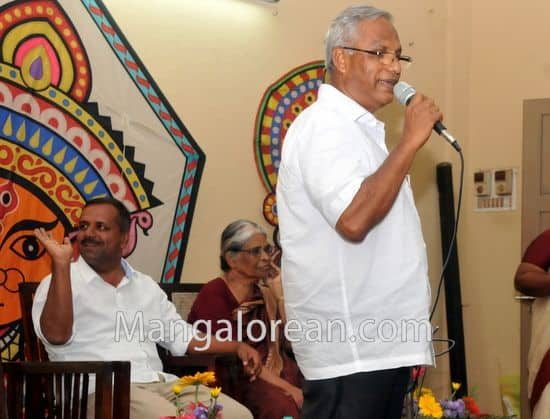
[265,249,284,300]
[236,342,262,380]
[285,384,304,409]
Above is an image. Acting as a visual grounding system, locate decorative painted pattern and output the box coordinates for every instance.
[82,0,205,283]
[254,61,325,227]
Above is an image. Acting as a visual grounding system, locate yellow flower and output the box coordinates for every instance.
[172,384,184,395]
[210,386,222,398]
[178,371,216,386]
[418,393,443,419]
[414,386,433,399]
[451,382,461,391]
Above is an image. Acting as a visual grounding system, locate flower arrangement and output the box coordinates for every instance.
[171,371,223,419]
[413,382,514,419]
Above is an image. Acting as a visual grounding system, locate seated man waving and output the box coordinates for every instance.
[32,197,260,419]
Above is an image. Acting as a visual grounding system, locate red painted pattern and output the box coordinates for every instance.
[100,23,115,36]
[176,212,187,226]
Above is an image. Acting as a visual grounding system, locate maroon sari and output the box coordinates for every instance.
[188,277,302,419]
[522,230,550,413]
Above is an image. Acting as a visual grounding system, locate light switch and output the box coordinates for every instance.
[494,169,513,195]
[474,170,491,196]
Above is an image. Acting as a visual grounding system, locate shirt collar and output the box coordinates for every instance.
[317,83,385,129]
[75,256,137,284]
[317,83,387,150]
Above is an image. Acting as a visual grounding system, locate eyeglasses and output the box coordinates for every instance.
[339,46,413,68]
[232,244,274,257]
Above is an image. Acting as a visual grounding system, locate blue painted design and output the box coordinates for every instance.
[0,106,110,200]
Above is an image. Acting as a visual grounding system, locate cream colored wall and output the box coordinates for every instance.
[101,0,546,414]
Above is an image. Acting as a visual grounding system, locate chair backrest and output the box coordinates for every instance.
[158,283,203,320]
[18,282,48,361]
[0,360,130,419]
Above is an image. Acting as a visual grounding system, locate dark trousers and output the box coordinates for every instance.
[300,367,410,419]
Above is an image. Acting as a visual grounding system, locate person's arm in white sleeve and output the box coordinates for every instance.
[156,287,262,379]
[334,94,442,242]
[33,228,74,345]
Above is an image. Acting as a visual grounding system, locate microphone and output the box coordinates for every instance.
[393,81,461,152]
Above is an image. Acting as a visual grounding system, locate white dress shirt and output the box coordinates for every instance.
[276,83,434,380]
[32,257,196,383]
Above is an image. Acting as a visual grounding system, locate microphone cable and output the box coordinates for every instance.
[430,148,465,321]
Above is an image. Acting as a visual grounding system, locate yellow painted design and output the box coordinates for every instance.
[64,157,77,173]
[42,137,53,156]
[29,129,40,148]
[3,115,13,136]
[267,97,278,111]
[3,22,74,92]
[53,147,66,164]
[15,121,25,141]
[291,75,304,86]
[277,84,290,96]
[20,45,52,91]
[261,134,271,145]
[0,139,85,222]
[84,180,98,195]
[306,69,321,80]
[263,116,272,127]
[75,168,88,184]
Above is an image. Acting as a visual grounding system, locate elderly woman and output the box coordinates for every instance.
[188,220,302,419]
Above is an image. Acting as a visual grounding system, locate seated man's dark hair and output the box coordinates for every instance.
[84,197,131,233]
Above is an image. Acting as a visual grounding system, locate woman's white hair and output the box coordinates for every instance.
[220,220,266,271]
[324,5,393,72]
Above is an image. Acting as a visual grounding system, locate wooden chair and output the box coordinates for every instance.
[19,281,216,374]
[18,282,47,361]
[157,283,218,375]
[0,360,130,419]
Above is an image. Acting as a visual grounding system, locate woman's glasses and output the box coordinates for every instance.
[232,244,274,257]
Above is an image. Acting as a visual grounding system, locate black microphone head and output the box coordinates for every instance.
[393,81,416,106]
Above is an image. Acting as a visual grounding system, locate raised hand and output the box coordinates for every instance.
[401,93,443,150]
[34,228,73,265]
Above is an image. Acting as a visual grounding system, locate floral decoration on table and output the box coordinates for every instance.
[413,382,515,419]
[171,371,223,419]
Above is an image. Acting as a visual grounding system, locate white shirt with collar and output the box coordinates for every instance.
[276,83,434,380]
[32,256,196,383]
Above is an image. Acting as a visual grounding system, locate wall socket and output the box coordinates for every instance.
[473,168,517,212]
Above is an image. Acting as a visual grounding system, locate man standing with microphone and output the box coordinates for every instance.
[277,5,442,419]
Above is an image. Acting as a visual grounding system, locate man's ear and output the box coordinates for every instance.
[332,47,348,74]
[121,230,130,250]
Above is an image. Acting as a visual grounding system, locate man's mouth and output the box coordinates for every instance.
[81,240,102,247]
[379,78,398,90]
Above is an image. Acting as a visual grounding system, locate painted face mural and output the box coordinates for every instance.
[0,0,204,361]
